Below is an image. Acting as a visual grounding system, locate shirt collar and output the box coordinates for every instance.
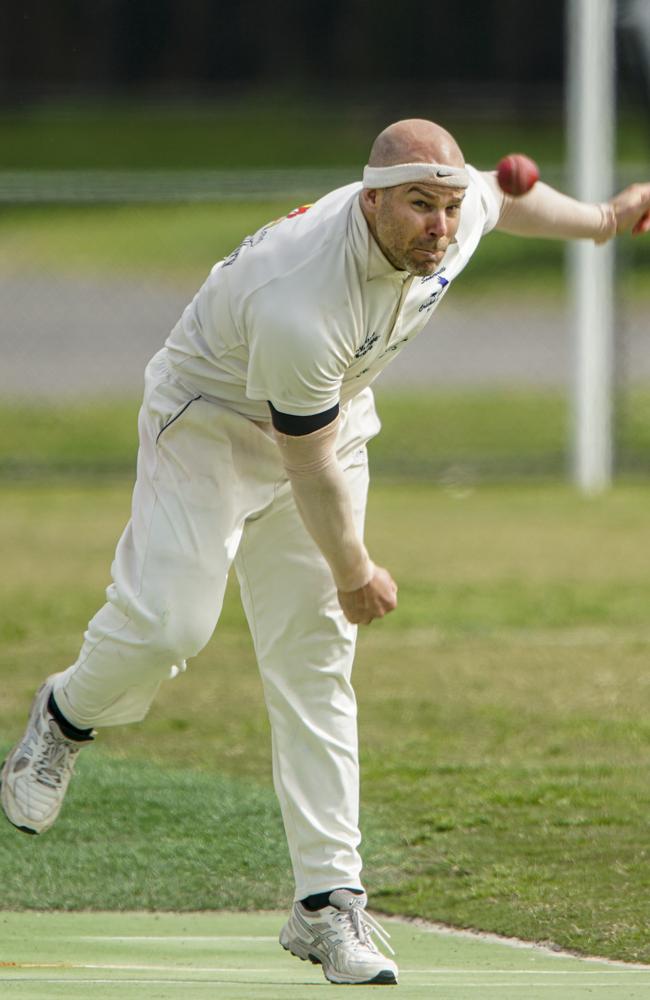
[349,195,411,282]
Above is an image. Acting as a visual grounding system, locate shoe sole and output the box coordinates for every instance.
[281,944,322,965]
[326,969,398,986]
[281,944,397,985]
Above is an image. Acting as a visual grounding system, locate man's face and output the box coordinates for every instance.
[363,183,465,276]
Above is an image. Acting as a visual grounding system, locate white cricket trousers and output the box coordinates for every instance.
[52,349,380,899]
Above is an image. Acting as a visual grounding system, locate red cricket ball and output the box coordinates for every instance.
[496,153,540,197]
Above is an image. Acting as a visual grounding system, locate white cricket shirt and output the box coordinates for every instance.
[164,166,500,419]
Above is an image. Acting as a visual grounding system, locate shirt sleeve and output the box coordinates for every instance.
[466,165,504,236]
[244,287,352,417]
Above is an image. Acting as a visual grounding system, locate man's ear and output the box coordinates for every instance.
[360,187,379,214]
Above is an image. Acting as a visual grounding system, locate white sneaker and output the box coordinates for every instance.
[279,889,398,985]
[0,676,93,835]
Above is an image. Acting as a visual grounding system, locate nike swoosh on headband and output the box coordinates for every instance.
[362,163,470,189]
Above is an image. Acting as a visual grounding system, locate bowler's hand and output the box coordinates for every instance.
[338,566,398,625]
[609,182,650,237]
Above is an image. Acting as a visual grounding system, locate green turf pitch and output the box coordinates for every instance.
[1,911,648,1000]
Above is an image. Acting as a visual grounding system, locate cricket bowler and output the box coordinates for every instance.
[2,118,649,985]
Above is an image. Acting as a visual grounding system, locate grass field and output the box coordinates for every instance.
[3,470,650,964]
[4,389,650,480]
[0,390,571,480]
[2,199,649,299]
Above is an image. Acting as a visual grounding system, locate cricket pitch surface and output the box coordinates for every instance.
[1,911,649,999]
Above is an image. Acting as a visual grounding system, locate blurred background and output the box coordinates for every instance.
[0,0,648,483]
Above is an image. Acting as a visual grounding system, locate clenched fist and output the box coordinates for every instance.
[338,565,398,625]
[609,182,650,237]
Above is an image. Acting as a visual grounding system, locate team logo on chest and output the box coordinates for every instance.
[354,330,380,359]
[418,273,449,312]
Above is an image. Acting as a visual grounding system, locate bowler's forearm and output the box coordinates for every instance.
[274,421,373,592]
[485,173,617,244]
[288,466,373,591]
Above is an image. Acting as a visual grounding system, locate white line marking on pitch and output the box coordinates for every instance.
[1,964,283,973]
[3,963,650,977]
[1,977,648,990]
[406,969,650,976]
[73,935,278,942]
[62,921,650,972]
[0,980,272,987]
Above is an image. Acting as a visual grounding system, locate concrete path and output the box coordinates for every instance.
[1,274,647,397]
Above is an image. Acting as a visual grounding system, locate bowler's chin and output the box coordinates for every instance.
[406,254,443,276]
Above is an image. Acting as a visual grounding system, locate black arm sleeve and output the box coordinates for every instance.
[268,401,340,437]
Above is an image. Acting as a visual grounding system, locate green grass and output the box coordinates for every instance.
[1,103,647,170]
[0,106,647,295]
[3,479,650,962]
[0,202,295,287]
[2,390,569,480]
[4,390,650,481]
[0,755,292,911]
[0,102,377,171]
[1,105,647,299]
[2,200,649,295]
[0,399,139,478]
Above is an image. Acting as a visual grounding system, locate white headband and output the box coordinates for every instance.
[362,162,470,189]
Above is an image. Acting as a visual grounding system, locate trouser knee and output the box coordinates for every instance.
[96,596,216,672]
[143,607,215,663]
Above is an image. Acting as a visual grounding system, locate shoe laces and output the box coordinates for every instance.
[33,724,80,789]
[334,905,395,957]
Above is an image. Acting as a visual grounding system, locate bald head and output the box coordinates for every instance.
[360,118,467,277]
[368,118,465,169]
